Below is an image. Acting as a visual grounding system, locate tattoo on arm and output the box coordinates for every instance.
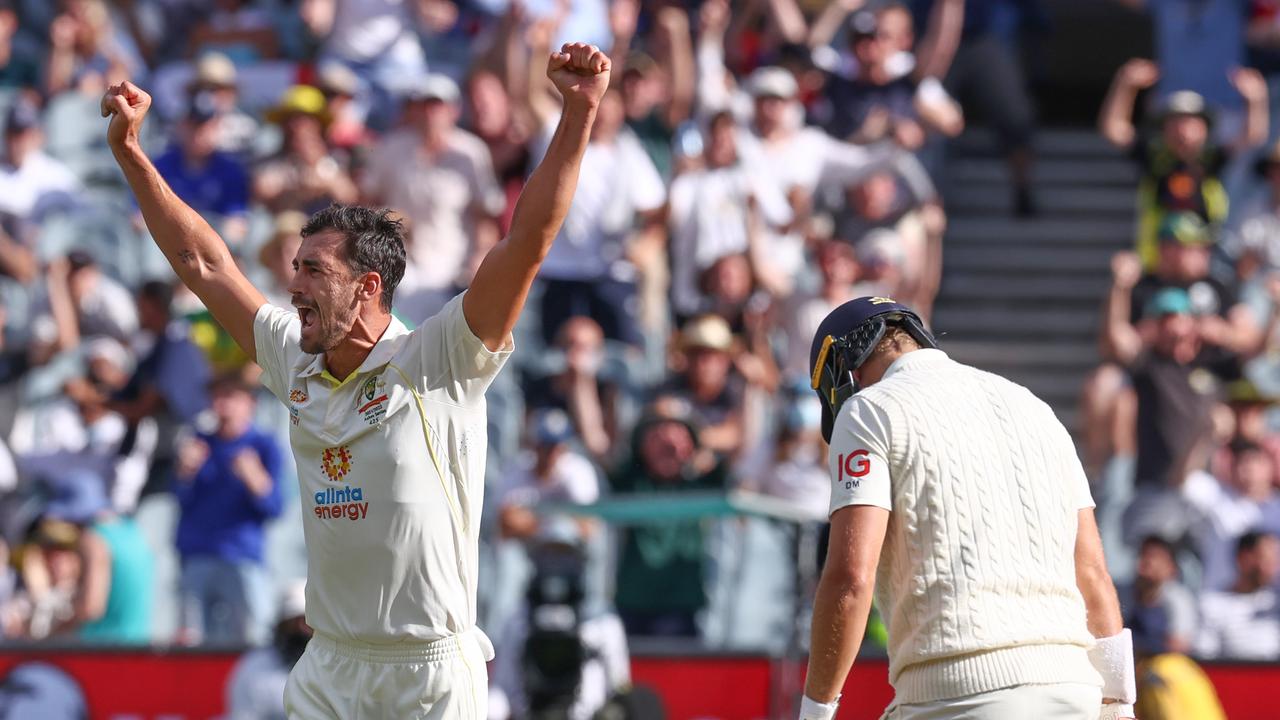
[178,249,196,264]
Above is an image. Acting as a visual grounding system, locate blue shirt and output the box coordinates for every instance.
[121,324,211,424]
[1151,0,1246,110]
[152,145,249,218]
[175,427,284,563]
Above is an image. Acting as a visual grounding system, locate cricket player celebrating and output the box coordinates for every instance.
[102,44,611,718]
[801,297,1136,720]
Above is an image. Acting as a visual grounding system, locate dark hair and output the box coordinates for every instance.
[1230,439,1267,459]
[301,204,406,312]
[1139,535,1176,558]
[207,373,255,398]
[138,279,174,316]
[1238,530,1276,556]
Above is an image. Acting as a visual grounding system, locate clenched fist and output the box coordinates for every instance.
[100,81,152,150]
[547,43,611,110]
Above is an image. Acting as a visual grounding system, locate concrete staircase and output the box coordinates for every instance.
[933,129,1138,432]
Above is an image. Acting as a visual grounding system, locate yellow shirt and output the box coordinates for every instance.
[253,292,511,644]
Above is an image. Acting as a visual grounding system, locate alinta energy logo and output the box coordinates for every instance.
[317,445,367,521]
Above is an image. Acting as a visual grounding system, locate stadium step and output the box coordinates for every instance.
[934,127,1129,432]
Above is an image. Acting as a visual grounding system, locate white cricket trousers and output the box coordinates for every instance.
[881,682,1102,720]
[285,628,493,719]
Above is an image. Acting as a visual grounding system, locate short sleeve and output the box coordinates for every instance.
[253,303,303,402]
[410,291,513,404]
[827,395,894,514]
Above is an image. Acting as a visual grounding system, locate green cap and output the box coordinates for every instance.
[1157,212,1212,246]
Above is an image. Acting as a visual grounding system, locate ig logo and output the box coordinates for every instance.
[838,449,871,488]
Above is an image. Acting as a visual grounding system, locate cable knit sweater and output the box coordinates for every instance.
[827,349,1102,704]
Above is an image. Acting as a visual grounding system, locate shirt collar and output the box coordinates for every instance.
[879,348,949,383]
[297,315,413,386]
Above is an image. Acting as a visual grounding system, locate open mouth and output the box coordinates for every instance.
[297,306,317,329]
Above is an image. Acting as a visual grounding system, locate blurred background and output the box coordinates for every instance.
[0,0,1278,718]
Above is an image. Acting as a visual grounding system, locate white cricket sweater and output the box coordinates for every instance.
[827,349,1102,704]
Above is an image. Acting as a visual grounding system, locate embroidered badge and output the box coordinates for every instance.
[355,375,389,426]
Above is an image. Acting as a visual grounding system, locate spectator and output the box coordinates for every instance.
[21,335,153,514]
[1128,216,1259,357]
[1196,531,1280,659]
[1116,0,1248,117]
[781,240,859,381]
[173,375,283,646]
[1103,282,1236,544]
[255,210,305,308]
[224,579,310,720]
[43,469,154,644]
[819,10,963,148]
[822,165,944,319]
[740,389,829,521]
[662,315,747,459]
[1099,59,1269,269]
[187,52,258,157]
[1184,440,1280,591]
[463,68,530,235]
[10,519,82,640]
[498,409,600,544]
[0,98,81,224]
[110,280,210,500]
[1081,225,1261,475]
[613,5,695,180]
[667,110,793,320]
[522,65,665,345]
[520,317,621,464]
[362,74,504,323]
[0,1,37,89]
[1120,535,1198,656]
[44,0,143,97]
[1211,379,1280,486]
[152,92,250,246]
[315,61,368,153]
[301,0,429,129]
[254,85,357,215]
[42,250,138,347]
[611,397,727,638]
[186,0,280,63]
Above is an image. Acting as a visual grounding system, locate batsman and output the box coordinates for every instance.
[800,297,1136,720]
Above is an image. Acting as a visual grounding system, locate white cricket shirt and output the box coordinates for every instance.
[826,349,1101,704]
[254,292,511,644]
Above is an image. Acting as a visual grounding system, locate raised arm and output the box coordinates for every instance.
[1229,67,1270,153]
[102,82,266,361]
[1099,59,1158,149]
[463,44,611,351]
[1101,251,1144,365]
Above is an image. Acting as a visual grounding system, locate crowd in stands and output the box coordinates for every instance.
[0,0,1279,715]
[1079,0,1280,665]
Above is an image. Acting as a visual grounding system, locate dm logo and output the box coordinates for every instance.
[321,445,353,482]
[289,389,309,404]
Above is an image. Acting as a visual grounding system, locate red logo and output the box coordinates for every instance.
[838,449,871,484]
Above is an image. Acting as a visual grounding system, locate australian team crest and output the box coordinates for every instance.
[356,375,389,426]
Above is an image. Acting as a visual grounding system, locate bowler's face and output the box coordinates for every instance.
[289,230,362,354]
